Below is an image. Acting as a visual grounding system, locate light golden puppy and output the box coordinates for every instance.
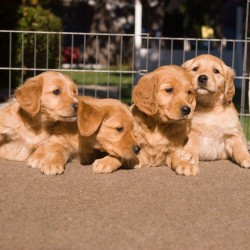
[182,54,250,170]
[0,71,78,163]
[131,65,197,175]
[28,96,140,175]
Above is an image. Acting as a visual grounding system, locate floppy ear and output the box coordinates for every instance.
[224,66,235,103]
[181,58,193,70]
[77,101,106,136]
[15,75,43,117]
[132,73,158,115]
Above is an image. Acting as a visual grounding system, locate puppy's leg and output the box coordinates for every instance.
[92,156,122,174]
[227,136,250,168]
[170,148,199,176]
[28,142,72,175]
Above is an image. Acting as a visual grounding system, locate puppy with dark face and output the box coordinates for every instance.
[182,54,250,170]
[78,96,140,174]
[0,71,78,165]
[131,65,197,175]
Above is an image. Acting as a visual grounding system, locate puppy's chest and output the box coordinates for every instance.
[134,123,178,166]
[192,110,240,160]
[17,124,51,148]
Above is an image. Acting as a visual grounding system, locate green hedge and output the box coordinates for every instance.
[15,6,62,82]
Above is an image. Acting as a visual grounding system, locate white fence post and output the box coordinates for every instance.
[134,0,142,84]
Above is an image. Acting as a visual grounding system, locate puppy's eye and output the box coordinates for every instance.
[213,69,220,74]
[53,89,61,95]
[165,88,173,93]
[187,90,194,95]
[192,67,199,71]
[116,127,124,132]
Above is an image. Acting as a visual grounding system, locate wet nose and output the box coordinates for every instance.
[133,145,141,154]
[72,102,78,112]
[198,74,208,86]
[181,106,191,116]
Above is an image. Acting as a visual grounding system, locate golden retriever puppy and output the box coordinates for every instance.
[0,71,78,163]
[78,96,141,173]
[181,54,250,170]
[28,96,140,175]
[131,65,197,175]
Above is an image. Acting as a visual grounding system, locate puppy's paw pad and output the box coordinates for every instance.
[40,164,64,176]
[175,164,199,176]
[240,160,250,168]
[92,159,119,174]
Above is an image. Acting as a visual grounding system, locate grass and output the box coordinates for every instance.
[240,116,250,141]
[63,66,135,103]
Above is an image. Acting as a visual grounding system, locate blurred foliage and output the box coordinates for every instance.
[15,5,62,81]
[0,2,20,89]
[179,0,224,37]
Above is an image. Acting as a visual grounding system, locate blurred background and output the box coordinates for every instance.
[0,0,248,105]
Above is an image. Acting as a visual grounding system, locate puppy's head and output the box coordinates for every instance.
[15,71,78,121]
[132,65,195,123]
[181,54,235,104]
[78,97,140,160]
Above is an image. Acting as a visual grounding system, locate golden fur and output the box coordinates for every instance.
[28,96,140,175]
[78,96,140,173]
[0,71,78,164]
[182,54,250,171]
[131,65,198,175]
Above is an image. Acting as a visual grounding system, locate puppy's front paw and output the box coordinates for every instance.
[27,155,41,169]
[175,163,199,176]
[92,156,121,174]
[28,155,65,175]
[240,159,250,168]
[40,163,64,176]
[176,149,198,165]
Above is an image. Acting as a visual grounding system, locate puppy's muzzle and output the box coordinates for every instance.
[198,74,208,87]
[133,145,141,154]
[180,106,191,116]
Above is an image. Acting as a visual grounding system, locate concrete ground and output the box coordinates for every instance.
[0,159,250,250]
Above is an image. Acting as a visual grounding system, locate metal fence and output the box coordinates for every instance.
[0,30,250,139]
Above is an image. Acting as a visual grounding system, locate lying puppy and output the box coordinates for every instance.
[182,54,250,170]
[131,65,197,175]
[0,71,78,162]
[29,96,140,175]
[78,96,140,173]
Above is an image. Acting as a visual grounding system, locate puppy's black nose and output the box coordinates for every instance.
[133,145,141,154]
[181,106,191,116]
[72,102,78,112]
[198,74,208,85]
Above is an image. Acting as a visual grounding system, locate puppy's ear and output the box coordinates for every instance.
[181,58,193,71]
[77,101,106,136]
[132,73,158,115]
[224,66,235,103]
[15,75,43,117]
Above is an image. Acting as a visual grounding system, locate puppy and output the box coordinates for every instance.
[182,54,250,170]
[78,96,141,173]
[0,71,78,163]
[28,96,140,175]
[131,65,197,175]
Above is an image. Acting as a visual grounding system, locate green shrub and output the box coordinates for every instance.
[15,6,62,81]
